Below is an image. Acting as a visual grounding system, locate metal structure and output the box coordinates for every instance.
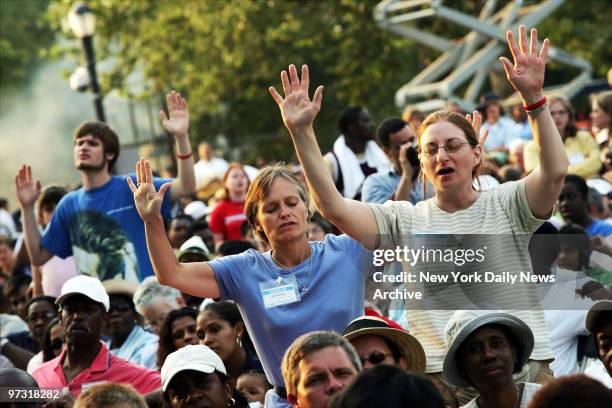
[374,0,593,112]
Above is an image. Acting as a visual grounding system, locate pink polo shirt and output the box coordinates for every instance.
[32,341,161,396]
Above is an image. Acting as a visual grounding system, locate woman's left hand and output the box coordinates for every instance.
[499,25,548,105]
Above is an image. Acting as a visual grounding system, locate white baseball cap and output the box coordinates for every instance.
[184,201,212,220]
[56,275,110,312]
[161,344,227,391]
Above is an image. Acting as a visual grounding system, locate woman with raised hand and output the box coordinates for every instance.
[268,25,567,405]
[128,161,371,407]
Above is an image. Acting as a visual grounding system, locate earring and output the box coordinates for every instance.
[228,397,236,407]
[236,336,242,348]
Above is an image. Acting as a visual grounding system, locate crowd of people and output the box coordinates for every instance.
[0,25,611,408]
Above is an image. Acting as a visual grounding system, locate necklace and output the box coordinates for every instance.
[271,247,313,294]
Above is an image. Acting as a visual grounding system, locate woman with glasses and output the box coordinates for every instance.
[156,307,198,369]
[267,26,566,405]
[524,96,601,178]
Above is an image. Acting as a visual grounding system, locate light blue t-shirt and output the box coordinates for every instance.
[41,175,172,283]
[361,170,422,204]
[107,325,159,370]
[210,234,371,387]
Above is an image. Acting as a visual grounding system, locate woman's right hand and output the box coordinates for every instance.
[127,158,171,224]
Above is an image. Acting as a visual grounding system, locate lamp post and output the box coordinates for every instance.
[68,3,106,123]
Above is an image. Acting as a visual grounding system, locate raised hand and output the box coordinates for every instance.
[269,64,324,133]
[127,158,171,223]
[465,111,489,146]
[160,91,189,137]
[499,25,548,105]
[15,165,41,209]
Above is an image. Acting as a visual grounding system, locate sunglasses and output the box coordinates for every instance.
[360,352,392,366]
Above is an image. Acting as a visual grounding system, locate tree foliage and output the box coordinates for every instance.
[0,0,53,90]
[44,0,610,162]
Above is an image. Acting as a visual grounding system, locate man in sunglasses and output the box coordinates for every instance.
[343,316,426,373]
[32,275,161,397]
[0,296,58,370]
[102,279,158,369]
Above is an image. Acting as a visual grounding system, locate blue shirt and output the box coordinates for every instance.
[361,170,422,204]
[41,175,172,282]
[210,234,371,387]
[586,219,612,237]
[481,117,520,151]
[107,325,158,370]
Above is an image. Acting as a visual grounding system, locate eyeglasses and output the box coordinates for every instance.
[419,140,470,158]
[360,352,392,366]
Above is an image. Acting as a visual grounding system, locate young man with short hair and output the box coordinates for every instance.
[16,91,196,283]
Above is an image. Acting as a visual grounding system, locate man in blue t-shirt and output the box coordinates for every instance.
[15,91,196,283]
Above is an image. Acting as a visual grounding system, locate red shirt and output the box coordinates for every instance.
[209,199,247,241]
[32,341,161,396]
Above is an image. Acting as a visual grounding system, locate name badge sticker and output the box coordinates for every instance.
[259,274,301,309]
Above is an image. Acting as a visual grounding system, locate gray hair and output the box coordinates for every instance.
[281,331,362,397]
[133,276,182,314]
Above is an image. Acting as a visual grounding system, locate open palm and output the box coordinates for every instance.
[269,64,324,132]
[127,158,171,223]
[499,25,548,104]
[15,165,41,208]
[160,91,189,136]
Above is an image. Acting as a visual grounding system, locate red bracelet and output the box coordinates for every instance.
[176,151,193,160]
[523,96,547,111]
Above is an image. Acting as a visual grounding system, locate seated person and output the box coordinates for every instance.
[558,175,612,237]
[281,331,362,408]
[585,300,612,379]
[1,296,58,370]
[32,276,161,396]
[443,311,540,408]
[342,315,425,372]
[161,344,248,408]
[102,279,158,369]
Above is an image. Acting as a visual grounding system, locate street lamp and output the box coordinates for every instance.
[68,3,106,122]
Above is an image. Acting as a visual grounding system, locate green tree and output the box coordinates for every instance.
[46,0,610,162]
[0,0,53,90]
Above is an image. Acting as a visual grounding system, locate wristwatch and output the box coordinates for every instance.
[0,337,9,351]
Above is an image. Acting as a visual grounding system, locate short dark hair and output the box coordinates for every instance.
[564,174,588,201]
[338,107,364,135]
[329,365,444,408]
[218,240,256,256]
[74,121,120,171]
[38,185,68,211]
[377,118,408,148]
[25,296,57,315]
